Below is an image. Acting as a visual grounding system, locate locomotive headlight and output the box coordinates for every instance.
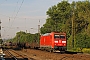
[62,41,66,43]
[54,41,58,43]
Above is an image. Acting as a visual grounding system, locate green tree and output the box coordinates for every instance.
[11,31,39,44]
[75,33,90,49]
[75,1,90,33]
[41,1,71,34]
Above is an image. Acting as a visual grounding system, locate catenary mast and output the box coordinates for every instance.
[0,20,2,44]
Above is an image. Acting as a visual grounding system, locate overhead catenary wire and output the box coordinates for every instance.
[1,0,24,39]
[8,0,24,33]
[10,0,24,26]
[9,0,24,29]
[13,0,24,20]
[11,0,19,19]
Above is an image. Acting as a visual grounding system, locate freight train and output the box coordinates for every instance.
[5,32,67,52]
[25,32,67,52]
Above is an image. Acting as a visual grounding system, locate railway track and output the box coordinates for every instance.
[4,49,28,60]
[3,48,90,60]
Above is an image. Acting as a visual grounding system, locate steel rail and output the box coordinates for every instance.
[5,49,18,60]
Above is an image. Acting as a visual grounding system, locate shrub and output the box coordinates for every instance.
[82,48,90,54]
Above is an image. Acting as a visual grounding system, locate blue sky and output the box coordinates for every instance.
[0,0,85,39]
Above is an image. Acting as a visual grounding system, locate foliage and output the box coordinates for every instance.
[75,33,90,48]
[0,39,3,44]
[82,48,90,54]
[41,1,71,34]
[67,35,72,50]
[10,31,40,44]
[41,1,90,37]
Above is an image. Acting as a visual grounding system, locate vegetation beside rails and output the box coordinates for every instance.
[82,48,90,54]
[6,31,40,44]
[67,48,90,54]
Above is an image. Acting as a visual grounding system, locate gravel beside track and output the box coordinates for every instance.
[4,49,90,60]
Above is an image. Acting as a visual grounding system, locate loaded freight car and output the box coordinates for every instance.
[40,32,67,52]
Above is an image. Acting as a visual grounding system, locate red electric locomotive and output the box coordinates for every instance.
[40,32,67,52]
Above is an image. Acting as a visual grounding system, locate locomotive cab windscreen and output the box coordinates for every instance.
[54,34,60,38]
[54,34,65,39]
[60,35,65,39]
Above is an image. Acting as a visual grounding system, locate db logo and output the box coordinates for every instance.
[59,40,61,43]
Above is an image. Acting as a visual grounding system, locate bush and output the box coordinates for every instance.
[70,48,83,52]
[82,48,90,54]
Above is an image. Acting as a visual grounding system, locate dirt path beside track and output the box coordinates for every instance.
[16,49,90,60]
